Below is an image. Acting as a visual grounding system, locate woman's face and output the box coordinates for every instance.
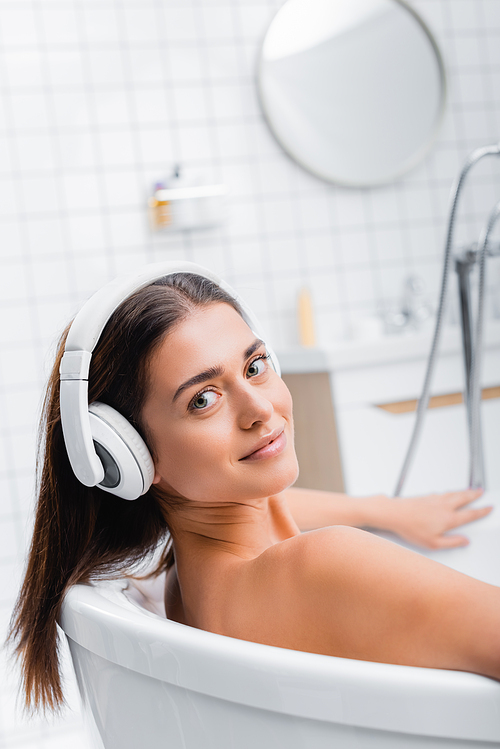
[142,302,298,504]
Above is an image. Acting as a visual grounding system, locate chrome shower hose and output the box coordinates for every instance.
[394,143,500,497]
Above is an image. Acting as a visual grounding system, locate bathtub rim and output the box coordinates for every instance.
[60,581,500,743]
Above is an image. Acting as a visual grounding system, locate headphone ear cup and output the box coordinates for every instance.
[88,402,155,500]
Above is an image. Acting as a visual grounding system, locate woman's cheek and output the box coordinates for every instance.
[169,414,233,474]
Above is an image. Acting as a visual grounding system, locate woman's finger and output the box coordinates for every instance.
[447,488,484,508]
[448,505,493,529]
[433,534,470,549]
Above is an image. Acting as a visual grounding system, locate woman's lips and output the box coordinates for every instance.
[240,429,287,462]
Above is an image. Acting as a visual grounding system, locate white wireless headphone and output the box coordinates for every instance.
[59,261,280,501]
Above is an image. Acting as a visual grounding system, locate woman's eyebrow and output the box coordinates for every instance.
[172,365,224,403]
[172,338,265,403]
[244,338,265,360]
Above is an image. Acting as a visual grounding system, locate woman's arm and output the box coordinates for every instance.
[282,486,492,549]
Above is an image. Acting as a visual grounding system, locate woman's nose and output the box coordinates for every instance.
[237,383,274,428]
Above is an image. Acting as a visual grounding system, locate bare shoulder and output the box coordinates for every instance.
[254,524,393,577]
[241,525,387,597]
[227,526,500,677]
[223,526,378,650]
[255,524,363,570]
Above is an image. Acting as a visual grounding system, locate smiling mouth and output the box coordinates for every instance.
[239,429,286,462]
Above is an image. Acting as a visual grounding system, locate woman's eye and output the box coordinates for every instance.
[247,355,268,378]
[191,390,218,410]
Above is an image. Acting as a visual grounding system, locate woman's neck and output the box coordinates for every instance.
[170,492,300,560]
[165,493,300,625]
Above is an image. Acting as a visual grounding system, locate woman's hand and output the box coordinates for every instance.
[381,489,493,549]
[283,486,493,550]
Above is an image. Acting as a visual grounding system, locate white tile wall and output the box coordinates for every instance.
[0,0,499,746]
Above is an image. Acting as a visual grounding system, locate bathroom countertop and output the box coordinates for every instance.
[277,319,500,374]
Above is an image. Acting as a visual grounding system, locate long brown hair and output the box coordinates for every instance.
[7,272,243,713]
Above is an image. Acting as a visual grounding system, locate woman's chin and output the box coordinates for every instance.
[246,453,299,498]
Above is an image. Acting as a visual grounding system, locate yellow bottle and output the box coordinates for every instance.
[297,287,316,348]
[148,182,171,229]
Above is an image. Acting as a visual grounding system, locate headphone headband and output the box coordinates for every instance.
[59,261,280,497]
[65,262,238,354]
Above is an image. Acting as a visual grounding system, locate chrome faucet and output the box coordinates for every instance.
[384,275,432,334]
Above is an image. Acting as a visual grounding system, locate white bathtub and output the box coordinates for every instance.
[60,490,500,749]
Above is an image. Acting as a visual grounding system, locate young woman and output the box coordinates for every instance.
[8,266,497,714]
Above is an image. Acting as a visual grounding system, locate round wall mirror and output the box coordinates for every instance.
[257,0,447,187]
